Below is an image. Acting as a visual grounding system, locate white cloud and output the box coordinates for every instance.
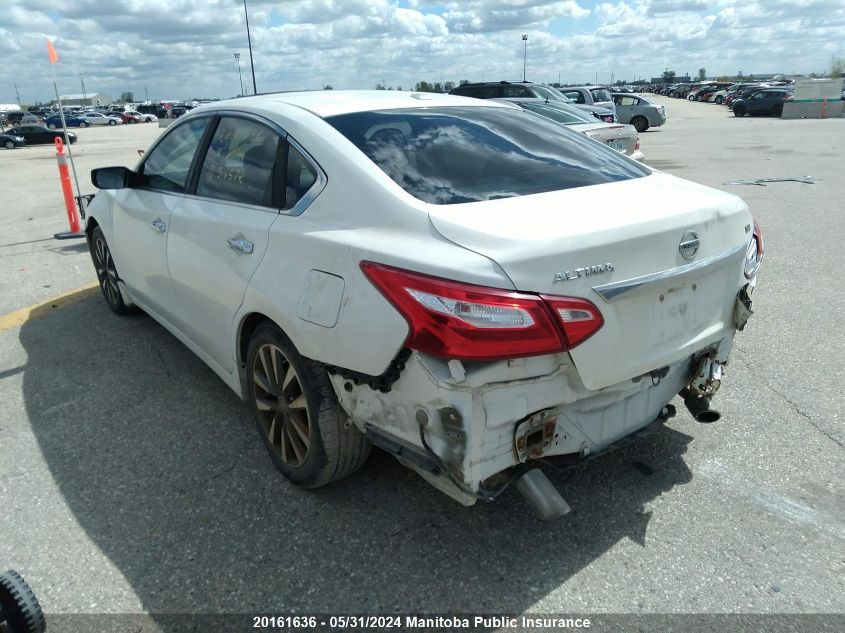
[0,0,841,104]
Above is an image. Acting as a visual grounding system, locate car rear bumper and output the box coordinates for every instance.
[330,338,733,503]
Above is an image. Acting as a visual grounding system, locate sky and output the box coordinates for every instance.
[0,0,842,104]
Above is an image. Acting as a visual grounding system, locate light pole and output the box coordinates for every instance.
[243,0,257,94]
[234,52,245,96]
[80,75,87,101]
[522,34,528,82]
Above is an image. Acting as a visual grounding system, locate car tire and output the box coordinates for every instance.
[734,105,746,117]
[631,116,649,133]
[4,140,14,149]
[48,123,57,130]
[130,119,137,124]
[715,96,723,104]
[108,120,116,126]
[688,94,696,101]
[88,226,135,315]
[0,569,46,633]
[84,122,91,127]
[247,322,371,489]
[772,104,783,117]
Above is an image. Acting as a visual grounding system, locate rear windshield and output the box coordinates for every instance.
[519,102,594,125]
[325,107,648,205]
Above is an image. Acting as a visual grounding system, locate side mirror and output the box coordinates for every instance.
[91,166,134,189]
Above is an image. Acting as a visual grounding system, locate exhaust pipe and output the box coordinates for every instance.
[514,468,571,521]
[680,388,721,423]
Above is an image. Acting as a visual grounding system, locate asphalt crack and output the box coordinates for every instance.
[732,351,843,449]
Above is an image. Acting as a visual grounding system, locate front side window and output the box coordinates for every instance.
[327,106,648,205]
[196,116,280,207]
[140,117,210,193]
[563,91,585,103]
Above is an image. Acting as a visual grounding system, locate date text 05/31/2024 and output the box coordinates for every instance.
[252,616,592,629]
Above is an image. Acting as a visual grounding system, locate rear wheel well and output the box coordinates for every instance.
[239,313,273,368]
[85,217,99,245]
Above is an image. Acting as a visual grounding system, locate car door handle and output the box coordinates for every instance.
[226,237,254,254]
[150,218,167,232]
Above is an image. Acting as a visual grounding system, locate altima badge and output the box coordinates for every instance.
[679,230,700,260]
[553,263,614,283]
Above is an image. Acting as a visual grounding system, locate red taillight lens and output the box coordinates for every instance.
[543,296,605,348]
[360,262,603,361]
[744,220,764,279]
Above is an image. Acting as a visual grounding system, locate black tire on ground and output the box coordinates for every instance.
[688,94,696,101]
[4,140,14,150]
[0,569,46,633]
[631,116,649,133]
[247,322,370,488]
[48,123,56,130]
[733,105,746,117]
[130,118,137,123]
[772,104,783,117]
[715,95,724,104]
[108,119,116,125]
[88,225,136,315]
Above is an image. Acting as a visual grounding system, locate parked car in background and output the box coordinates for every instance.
[125,110,158,123]
[85,91,761,517]
[449,82,617,122]
[117,111,143,124]
[6,111,43,126]
[611,93,666,132]
[727,85,772,108]
[79,112,123,126]
[556,86,616,112]
[45,114,90,129]
[11,125,77,145]
[732,89,793,117]
[496,98,643,160]
[1,131,25,149]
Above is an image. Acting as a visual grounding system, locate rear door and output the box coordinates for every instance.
[165,114,288,373]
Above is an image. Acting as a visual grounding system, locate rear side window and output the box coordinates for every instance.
[590,89,612,102]
[562,90,585,103]
[140,117,209,193]
[503,85,532,97]
[283,145,318,210]
[196,116,280,207]
[326,107,648,205]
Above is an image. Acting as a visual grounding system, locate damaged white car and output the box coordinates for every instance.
[86,91,762,519]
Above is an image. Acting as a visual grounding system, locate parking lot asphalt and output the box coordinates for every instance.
[0,101,843,626]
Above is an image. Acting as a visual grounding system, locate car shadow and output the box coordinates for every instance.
[19,293,694,627]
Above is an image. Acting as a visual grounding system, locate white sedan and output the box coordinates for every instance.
[85,91,762,519]
[497,98,644,160]
[79,112,122,126]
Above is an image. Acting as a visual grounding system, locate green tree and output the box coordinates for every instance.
[459,79,470,86]
[831,56,845,77]
[444,81,455,92]
[375,83,386,90]
[697,68,706,80]
[662,70,676,84]
[120,91,134,102]
[323,84,333,90]
[414,80,433,92]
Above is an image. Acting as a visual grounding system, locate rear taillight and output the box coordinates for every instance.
[635,135,640,150]
[744,220,764,279]
[361,262,603,361]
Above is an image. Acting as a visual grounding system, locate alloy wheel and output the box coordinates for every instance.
[4,141,13,150]
[93,235,120,307]
[252,343,311,467]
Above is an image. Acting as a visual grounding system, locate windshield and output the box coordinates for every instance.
[326,107,648,205]
[590,88,612,102]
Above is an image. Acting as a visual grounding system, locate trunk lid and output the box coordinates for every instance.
[428,172,751,390]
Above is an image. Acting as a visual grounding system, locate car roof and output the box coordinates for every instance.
[194,90,511,119]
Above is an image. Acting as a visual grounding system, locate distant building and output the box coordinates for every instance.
[0,103,21,113]
[55,93,113,107]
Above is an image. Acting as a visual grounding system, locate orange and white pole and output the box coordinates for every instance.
[820,98,828,119]
[53,136,84,239]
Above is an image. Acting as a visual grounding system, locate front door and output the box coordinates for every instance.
[112,116,211,320]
